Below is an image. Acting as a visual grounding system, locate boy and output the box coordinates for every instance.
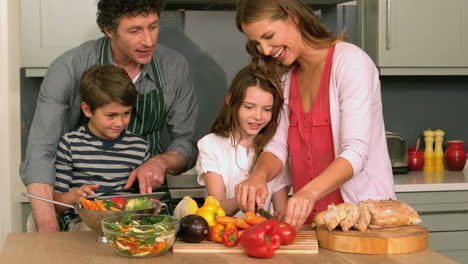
[53,64,149,231]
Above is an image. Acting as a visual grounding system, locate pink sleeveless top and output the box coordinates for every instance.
[287,45,344,224]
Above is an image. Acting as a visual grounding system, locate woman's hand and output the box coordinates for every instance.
[284,189,315,230]
[75,184,99,202]
[235,174,269,213]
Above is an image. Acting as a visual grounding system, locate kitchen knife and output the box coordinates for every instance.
[256,207,275,220]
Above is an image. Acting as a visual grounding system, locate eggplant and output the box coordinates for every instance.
[178,214,209,243]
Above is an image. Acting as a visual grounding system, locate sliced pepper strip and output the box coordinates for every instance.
[244,211,267,226]
[235,218,251,230]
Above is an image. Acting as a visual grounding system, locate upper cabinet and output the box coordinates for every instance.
[21,0,102,72]
[21,0,353,76]
[357,0,468,75]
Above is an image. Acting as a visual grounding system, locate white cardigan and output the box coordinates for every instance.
[264,41,396,203]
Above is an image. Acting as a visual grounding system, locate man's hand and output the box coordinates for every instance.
[284,188,315,230]
[124,156,167,194]
[235,174,268,213]
[27,183,60,232]
[124,151,186,194]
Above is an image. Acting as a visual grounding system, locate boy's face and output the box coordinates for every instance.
[82,102,132,140]
[105,12,159,66]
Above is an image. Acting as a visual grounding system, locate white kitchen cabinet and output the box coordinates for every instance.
[357,0,468,75]
[21,0,102,71]
[396,191,468,264]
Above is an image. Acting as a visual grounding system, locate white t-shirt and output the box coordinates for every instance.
[196,133,291,218]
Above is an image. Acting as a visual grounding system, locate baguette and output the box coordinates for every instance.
[353,201,371,232]
[312,210,326,228]
[363,199,422,228]
[340,204,359,232]
[323,203,353,231]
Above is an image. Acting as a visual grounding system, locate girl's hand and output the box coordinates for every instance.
[274,210,286,222]
[235,174,268,213]
[75,184,99,202]
[284,189,315,230]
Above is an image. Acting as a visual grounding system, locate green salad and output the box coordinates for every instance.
[103,214,178,257]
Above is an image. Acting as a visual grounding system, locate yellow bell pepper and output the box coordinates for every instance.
[196,196,226,226]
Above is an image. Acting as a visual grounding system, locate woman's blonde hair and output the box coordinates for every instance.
[210,65,284,168]
[236,0,346,76]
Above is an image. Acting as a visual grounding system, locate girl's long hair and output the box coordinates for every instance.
[210,65,284,168]
[236,0,346,78]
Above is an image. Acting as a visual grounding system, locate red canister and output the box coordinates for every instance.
[408,150,424,171]
[445,140,467,171]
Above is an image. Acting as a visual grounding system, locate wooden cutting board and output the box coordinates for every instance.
[173,230,318,254]
[316,225,428,254]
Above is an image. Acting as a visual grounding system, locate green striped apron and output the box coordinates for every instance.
[99,37,173,214]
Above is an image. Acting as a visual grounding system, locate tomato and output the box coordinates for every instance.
[276,221,297,245]
[109,196,127,210]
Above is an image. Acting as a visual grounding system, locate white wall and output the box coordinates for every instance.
[0,0,22,248]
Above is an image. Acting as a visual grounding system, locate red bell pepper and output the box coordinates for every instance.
[222,229,239,247]
[239,219,281,258]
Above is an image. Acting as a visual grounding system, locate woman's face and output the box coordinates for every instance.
[241,17,302,66]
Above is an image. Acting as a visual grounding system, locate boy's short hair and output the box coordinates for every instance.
[80,64,138,112]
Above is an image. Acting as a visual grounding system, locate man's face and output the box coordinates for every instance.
[106,12,159,66]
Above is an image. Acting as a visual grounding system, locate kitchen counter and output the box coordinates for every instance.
[394,169,468,192]
[14,167,468,202]
[0,231,457,264]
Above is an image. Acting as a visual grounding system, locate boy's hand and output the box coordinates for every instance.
[75,184,100,202]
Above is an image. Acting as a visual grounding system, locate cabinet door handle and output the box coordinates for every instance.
[418,209,468,215]
[386,0,391,50]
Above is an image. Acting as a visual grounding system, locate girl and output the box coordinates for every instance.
[196,66,290,219]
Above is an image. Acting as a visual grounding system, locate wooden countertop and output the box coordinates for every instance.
[0,231,457,264]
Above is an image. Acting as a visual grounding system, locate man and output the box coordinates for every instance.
[20,0,198,232]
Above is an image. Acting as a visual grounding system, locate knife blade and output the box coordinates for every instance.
[256,206,275,220]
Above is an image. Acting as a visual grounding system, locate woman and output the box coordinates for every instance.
[234,0,395,230]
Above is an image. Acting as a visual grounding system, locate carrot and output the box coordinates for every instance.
[87,200,99,210]
[79,197,90,209]
[94,199,108,211]
[109,207,121,211]
[150,241,167,255]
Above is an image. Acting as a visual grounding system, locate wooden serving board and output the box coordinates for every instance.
[173,230,318,254]
[316,225,428,254]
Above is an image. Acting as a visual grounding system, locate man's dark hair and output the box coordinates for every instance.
[97,0,165,35]
[80,64,138,112]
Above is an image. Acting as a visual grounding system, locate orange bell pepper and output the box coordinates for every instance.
[225,222,237,231]
[208,224,225,243]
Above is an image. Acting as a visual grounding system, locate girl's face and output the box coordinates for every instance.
[241,17,302,66]
[82,101,132,140]
[236,85,273,140]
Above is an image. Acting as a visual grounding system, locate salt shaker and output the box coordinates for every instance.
[434,129,445,171]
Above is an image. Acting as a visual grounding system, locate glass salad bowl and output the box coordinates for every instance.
[101,214,179,258]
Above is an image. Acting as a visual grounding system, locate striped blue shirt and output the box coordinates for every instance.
[54,124,149,226]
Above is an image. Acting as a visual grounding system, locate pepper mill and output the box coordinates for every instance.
[434,129,445,171]
[423,129,435,171]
